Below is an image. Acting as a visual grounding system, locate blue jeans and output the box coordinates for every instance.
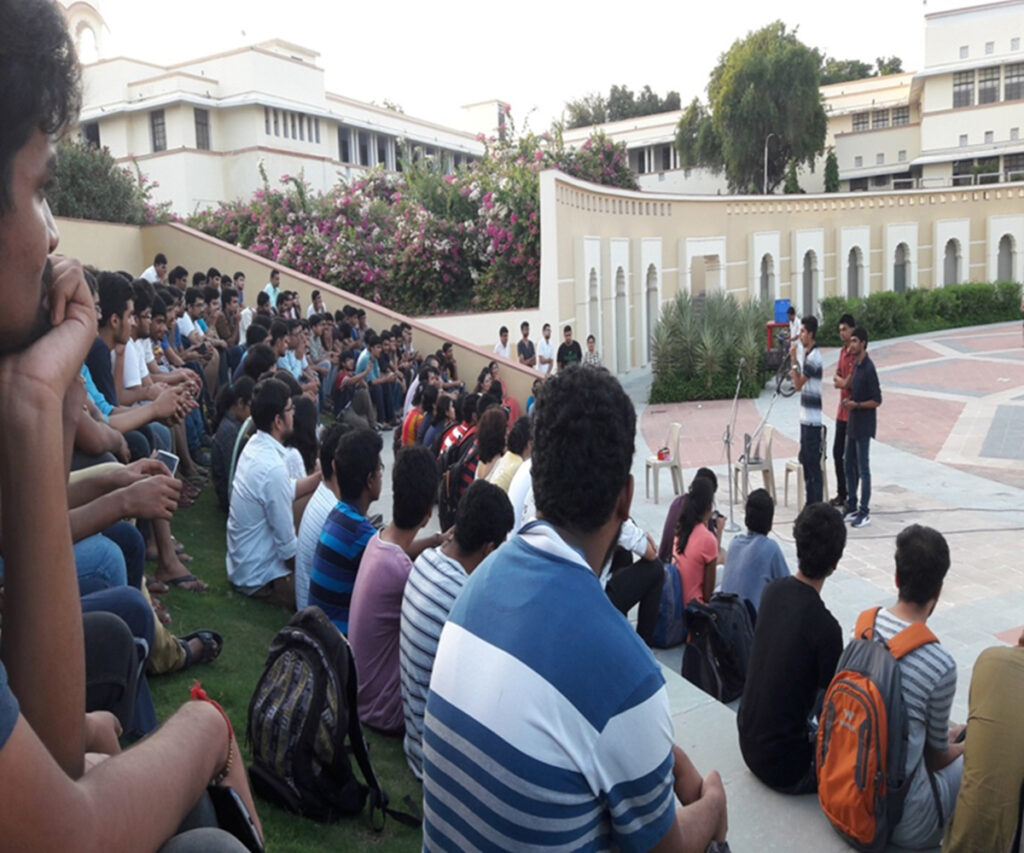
[799,424,823,505]
[74,522,146,595]
[845,435,872,514]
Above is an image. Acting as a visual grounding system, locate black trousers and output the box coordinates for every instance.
[605,549,663,646]
[833,418,848,501]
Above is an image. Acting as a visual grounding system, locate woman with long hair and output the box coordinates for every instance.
[424,393,455,455]
[674,476,719,604]
[284,395,319,476]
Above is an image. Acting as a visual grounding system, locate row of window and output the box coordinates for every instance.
[336,125,474,172]
[953,63,1024,107]
[958,127,1021,147]
[952,152,1024,185]
[630,144,676,174]
[851,105,910,132]
[854,150,910,168]
[148,108,210,153]
[263,107,321,144]
[958,38,1020,60]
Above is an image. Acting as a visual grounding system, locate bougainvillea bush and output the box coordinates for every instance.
[187,119,637,315]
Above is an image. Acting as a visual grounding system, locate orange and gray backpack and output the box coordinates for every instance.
[816,607,938,853]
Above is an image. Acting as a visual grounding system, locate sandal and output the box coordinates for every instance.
[179,629,223,669]
[146,576,170,595]
[166,572,209,592]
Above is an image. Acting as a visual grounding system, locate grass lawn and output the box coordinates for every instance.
[150,484,423,853]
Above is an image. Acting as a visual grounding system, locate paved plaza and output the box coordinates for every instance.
[622,321,1024,850]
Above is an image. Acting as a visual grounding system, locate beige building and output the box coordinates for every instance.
[563,0,1024,196]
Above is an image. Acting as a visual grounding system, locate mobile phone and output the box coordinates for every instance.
[155,450,179,477]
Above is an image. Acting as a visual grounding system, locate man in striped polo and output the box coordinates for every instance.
[790,315,824,505]
[421,366,729,851]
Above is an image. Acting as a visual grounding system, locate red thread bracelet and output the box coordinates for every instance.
[191,680,234,783]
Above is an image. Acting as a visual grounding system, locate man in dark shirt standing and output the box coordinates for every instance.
[516,321,536,368]
[843,326,882,529]
[737,502,845,794]
[555,324,582,372]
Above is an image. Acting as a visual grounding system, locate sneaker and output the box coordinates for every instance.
[852,512,871,528]
[843,509,859,523]
[829,495,846,508]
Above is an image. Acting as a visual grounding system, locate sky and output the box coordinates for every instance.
[96,0,970,132]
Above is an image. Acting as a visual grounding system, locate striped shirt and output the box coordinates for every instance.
[308,501,375,635]
[799,345,823,426]
[873,608,958,846]
[399,546,470,779]
[422,522,676,851]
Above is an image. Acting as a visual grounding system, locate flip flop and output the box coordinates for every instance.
[178,629,223,669]
[166,573,209,592]
[146,577,170,595]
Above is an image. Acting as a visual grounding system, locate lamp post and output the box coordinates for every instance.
[763,132,776,195]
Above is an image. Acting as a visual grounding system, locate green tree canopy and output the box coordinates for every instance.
[820,54,904,84]
[564,84,681,128]
[676,21,826,193]
[824,148,840,192]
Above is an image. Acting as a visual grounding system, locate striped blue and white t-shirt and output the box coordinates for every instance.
[399,546,470,780]
[422,521,676,851]
[799,345,823,426]
[308,500,375,635]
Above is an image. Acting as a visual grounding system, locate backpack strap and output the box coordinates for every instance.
[344,650,422,832]
[854,607,882,640]
[888,621,939,660]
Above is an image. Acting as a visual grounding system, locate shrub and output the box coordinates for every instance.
[818,282,1021,345]
[650,293,769,403]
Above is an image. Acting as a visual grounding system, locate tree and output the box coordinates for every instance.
[820,57,873,85]
[675,21,826,193]
[783,161,803,193]
[875,55,903,76]
[563,85,681,128]
[824,148,840,192]
[48,138,168,224]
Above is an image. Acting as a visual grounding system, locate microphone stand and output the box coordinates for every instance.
[722,359,744,533]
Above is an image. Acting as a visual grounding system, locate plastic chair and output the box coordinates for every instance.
[646,422,683,503]
[784,424,830,511]
[732,424,777,503]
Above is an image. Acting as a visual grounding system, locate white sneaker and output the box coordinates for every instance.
[843,510,859,523]
[852,512,871,528]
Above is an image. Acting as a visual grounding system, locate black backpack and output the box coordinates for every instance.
[680,593,755,703]
[438,441,478,530]
[246,607,418,829]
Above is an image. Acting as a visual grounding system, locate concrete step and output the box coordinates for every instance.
[656,661,939,853]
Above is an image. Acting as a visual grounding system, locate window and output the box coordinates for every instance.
[194,108,210,150]
[281,112,288,138]
[979,67,1000,103]
[986,41,995,55]
[872,109,890,128]
[1012,127,1020,140]
[298,115,304,141]
[854,155,863,168]
[149,110,166,152]
[876,153,885,165]
[872,174,889,187]
[264,107,270,135]
[1006,152,1024,180]
[1006,63,1024,100]
[850,177,868,191]
[953,70,975,107]
[290,113,297,139]
[852,111,870,131]
[377,137,388,167]
[273,110,279,136]
[358,131,370,166]
[977,156,1000,183]
[898,149,907,162]
[82,122,100,147]
[314,118,320,144]
[985,130,994,143]
[338,127,350,162]
[952,159,974,186]
[892,106,910,126]
[959,45,969,59]
[1013,38,1021,51]
[660,144,672,171]
[959,134,969,147]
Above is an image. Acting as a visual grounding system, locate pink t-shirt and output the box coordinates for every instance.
[347,533,412,734]
[673,523,718,605]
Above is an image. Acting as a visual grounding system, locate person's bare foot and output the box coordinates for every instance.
[155,558,208,591]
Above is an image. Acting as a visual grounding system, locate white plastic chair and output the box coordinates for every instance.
[732,424,777,503]
[645,422,683,503]
[784,424,830,511]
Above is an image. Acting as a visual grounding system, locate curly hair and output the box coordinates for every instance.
[0,0,80,211]
[532,366,635,533]
[793,502,846,580]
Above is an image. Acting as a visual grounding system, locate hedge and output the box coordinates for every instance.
[817,282,1021,346]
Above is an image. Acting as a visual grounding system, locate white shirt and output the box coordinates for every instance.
[139,337,155,368]
[295,481,337,610]
[507,456,535,534]
[239,305,254,338]
[618,519,650,558]
[226,431,297,593]
[403,376,420,417]
[113,338,147,389]
[177,313,197,340]
[537,336,554,375]
[141,265,161,284]
[493,340,510,359]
